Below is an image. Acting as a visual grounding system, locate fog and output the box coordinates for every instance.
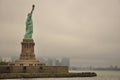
[0,0,120,67]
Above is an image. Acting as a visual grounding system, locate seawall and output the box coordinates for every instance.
[0,72,97,79]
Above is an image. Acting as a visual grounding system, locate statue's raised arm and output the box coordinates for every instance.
[31,5,35,15]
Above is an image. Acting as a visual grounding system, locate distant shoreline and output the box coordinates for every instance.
[69,69,120,71]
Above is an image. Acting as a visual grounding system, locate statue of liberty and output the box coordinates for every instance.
[24,5,35,40]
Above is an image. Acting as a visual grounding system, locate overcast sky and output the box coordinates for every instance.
[0,0,120,67]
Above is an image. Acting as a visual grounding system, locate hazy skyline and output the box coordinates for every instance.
[0,0,120,67]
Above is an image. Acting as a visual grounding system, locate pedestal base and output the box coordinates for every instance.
[9,60,45,66]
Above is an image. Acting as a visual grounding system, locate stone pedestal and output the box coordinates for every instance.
[9,39,45,66]
[20,39,35,60]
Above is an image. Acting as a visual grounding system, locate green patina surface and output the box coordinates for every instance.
[24,5,35,40]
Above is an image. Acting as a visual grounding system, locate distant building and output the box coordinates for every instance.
[61,58,70,67]
[52,58,57,66]
[45,57,70,67]
[46,58,56,66]
[11,56,18,62]
[2,57,12,62]
[46,58,53,66]
[38,57,46,63]
[56,59,61,66]
[46,58,62,66]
